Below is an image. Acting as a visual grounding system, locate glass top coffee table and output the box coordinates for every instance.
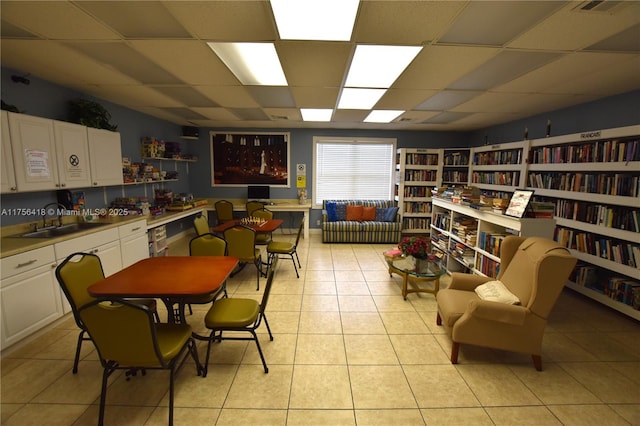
[386,255,445,300]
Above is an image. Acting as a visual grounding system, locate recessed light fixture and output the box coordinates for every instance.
[207,42,287,86]
[337,88,386,109]
[345,45,423,88]
[301,108,333,121]
[364,110,404,123]
[270,0,359,41]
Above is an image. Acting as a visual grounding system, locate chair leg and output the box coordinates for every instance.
[294,250,301,268]
[290,254,299,278]
[168,366,175,426]
[73,330,86,374]
[251,330,269,373]
[436,312,442,326]
[532,354,543,371]
[98,363,116,426]
[450,341,460,364]
[262,314,274,341]
[203,332,216,378]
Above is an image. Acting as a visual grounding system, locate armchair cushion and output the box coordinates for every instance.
[467,299,528,325]
[474,280,520,305]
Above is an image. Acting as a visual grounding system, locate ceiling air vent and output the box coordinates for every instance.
[575,1,624,12]
[270,115,289,120]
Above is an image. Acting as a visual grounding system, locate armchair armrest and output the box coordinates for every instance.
[467,299,528,325]
[448,272,490,291]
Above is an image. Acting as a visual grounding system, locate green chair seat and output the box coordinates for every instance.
[267,241,293,254]
[156,323,194,361]
[205,298,260,328]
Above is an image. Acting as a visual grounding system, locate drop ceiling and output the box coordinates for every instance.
[1,0,639,131]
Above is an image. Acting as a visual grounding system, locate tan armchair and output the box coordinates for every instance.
[436,236,577,371]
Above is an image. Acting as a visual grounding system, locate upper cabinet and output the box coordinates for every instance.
[2,112,123,192]
[87,127,124,187]
[7,112,59,192]
[1,111,17,193]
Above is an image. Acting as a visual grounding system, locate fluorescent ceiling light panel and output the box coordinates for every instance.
[337,88,386,109]
[345,45,422,88]
[270,0,359,41]
[364,110,404,123]
[301,108,333,121]
[207,42,287,86]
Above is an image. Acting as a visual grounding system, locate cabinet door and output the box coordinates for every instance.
[1,111,17,193]
[121,233,149,268]
[95,240,123,277]
[53,121,91,189]
[1,264,62,348]
[8,112,58,192]
[87,127,124,186]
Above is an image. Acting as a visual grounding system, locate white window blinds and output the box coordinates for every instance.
[313,137,396,206]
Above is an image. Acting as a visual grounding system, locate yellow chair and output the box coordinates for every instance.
[251,207,273,245]
[267,217,303,278]
[55,252,159,374]
[203,256,278,375]
[79,298,202,426]
[214,199,234,225]
[246,200,265,216]
[224,225,263,291]
[436,236,577,371]
[185,233,229,314]
[193,214,210,236]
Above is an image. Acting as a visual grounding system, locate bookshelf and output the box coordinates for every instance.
[396,148,442,234]
[469,140,528,201]
[527,124,640,320]
[442,149,470,187]
[430,198,556,278]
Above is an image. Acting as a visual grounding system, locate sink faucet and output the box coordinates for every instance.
[41,202,67,229]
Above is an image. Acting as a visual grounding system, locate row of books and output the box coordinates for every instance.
[571,264,640,309]
[451,216,477,246]
[552,199,640,232]
[403,186,430,197]
[404,170,437,182]
[403,153,439,165]
[530,138,639,164]
[554,227,640,268]
[442,171,469,183]
[443,152,469,166]
[471,171,520,186]
[528,172,639,198]
[432,212,450,231]
[402,217,430,230]
[473,149,522,166]
[403,202,432,214]
[478,231,506,257]
[476,254,499,278]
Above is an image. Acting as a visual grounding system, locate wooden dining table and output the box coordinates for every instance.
[88,256,238,324]
[211,218,284,234]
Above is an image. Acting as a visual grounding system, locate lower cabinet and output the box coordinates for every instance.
[0,246,62,348]
[119,219,149,268]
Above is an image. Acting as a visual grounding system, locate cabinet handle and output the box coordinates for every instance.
[16,259,38,268]
[91,249,99,254]
[93,182,98,186]
[61,183,66,187]
[131,227,141,232]
[10,187,16,191]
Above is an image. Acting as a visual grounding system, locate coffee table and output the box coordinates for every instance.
[386,255,445,300]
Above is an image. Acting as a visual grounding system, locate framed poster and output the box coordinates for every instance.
[505,189,534,218]
[210,132,290,187]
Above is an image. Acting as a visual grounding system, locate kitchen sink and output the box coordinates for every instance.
[15,222,109,238]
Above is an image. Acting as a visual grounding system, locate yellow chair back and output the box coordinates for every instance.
[190,234,227,256]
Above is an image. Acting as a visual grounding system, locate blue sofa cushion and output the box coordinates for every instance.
[335,202,347,221]
[325,202,338,222]
[384,206,399,222]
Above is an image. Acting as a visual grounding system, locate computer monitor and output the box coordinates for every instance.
[247,185,270,201]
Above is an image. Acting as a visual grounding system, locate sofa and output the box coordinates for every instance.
[322,200,402,243]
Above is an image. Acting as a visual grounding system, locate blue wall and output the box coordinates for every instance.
[2,66,639,231]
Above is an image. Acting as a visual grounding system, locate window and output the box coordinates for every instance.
[313,137,396,207]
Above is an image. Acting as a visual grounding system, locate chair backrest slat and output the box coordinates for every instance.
[260,256,278,313]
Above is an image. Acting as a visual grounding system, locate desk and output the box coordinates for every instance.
[207,200,311,240]
[211,219,284,234]
[88,256,238,323]
[386,255,445,300]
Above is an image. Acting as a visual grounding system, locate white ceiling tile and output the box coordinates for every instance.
[289,87,340,109]
[190,107,239,121]
[277,41,352,87]
[196,86,260,109]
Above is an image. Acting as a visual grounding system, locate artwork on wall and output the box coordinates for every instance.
[210,132,290,187]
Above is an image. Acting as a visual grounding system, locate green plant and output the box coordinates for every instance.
[67,98,117,131]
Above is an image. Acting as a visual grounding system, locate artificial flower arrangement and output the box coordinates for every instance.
[398,236,431,259]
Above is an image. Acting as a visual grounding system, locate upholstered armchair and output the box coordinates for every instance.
[436,236,577,371]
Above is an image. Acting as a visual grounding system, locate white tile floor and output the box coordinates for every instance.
[2,231,639,425]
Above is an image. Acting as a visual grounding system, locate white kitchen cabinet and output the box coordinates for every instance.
[119,219,149,268]
[0,245,62,348]
[88,127,124,186]
[7,112,59,192]
[1,110,17,193]
[53,120,92,189]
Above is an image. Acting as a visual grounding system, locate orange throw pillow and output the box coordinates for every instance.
[362,206,376,221]
[346,204,364,221]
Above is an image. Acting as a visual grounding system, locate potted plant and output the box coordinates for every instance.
[67,98,117,131]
